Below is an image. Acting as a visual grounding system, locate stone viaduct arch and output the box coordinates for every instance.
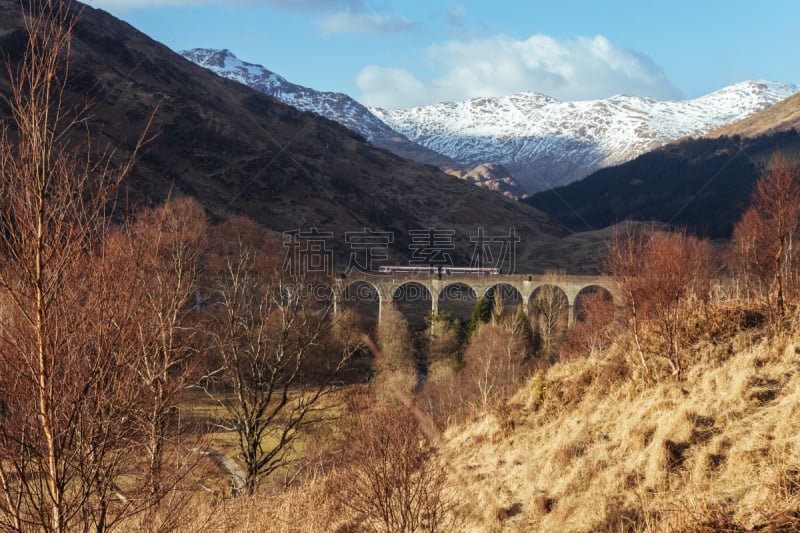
[528,283,570,325]
[335,274,618,327]
[484,283,524,316]
[437,283,477,321]
[572,284,615,323]
[391,281,433,328]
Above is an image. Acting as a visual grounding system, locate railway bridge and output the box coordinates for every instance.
[334,272,618,326]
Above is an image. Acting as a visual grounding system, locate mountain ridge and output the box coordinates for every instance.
[442,163,528,200]
[525,129,800,238]
[181,48,796,200]
[373,81,799,194]
[526,86,800,238]
[180,48,455,168]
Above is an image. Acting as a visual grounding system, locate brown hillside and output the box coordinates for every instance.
[709,91,800,138]
[0,0,592,272]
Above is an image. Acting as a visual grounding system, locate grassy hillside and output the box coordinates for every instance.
[440,330,800,530]
[179,307,800,532]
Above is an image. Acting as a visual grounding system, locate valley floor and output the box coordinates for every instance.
[180,312,800,532]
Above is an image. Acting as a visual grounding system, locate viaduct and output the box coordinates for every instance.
[333,273,618,326]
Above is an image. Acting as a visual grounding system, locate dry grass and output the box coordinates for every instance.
[431,328,800,532]
[163,307,800,532]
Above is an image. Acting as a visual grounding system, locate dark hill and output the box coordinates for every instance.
[0,0,604,272]
[525,130,800,238]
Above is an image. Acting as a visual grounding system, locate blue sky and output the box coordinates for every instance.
[89,0,799,109]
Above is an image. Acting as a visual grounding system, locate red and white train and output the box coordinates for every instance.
[377,265,500,275]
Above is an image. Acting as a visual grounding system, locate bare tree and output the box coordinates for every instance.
[530,272,569,358]
[205,219,356,495]
[426,311,461,366]
[729,207,769,302]
[730,153,800,322]
[125,198,208,497]
[491,289,506,324]
[605,225,650,376]
[340,402,452,532]
[560,289,616,361]
[0,1,155,530]
[373,301,418,400]
[377,301,413,372]
[460,323,529,411]
[606,225,713,378]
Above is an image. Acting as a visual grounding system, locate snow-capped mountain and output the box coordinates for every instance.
[371,81,799,194]
[180,48,453,167]
[181,47,797,197]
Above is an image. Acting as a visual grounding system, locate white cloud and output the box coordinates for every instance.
[318,12,418,36]
[357,34,682,109]
[356,67,427,109]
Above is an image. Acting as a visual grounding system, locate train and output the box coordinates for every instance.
[377,265,500,275]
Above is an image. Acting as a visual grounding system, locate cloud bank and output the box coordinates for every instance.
[358,34,682,109]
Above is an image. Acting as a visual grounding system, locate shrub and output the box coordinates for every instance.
[338,404,453,532]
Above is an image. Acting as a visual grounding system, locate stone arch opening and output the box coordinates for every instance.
[392,282,433,329]
[527,284,570,318]
[528,284,570,355]
[573,285,614,323]
[342,281,381,331]
[484,283,523,319]
[437,283,478,322]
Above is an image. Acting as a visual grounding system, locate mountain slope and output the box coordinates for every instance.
[525,129,800,238]
[442,163,528,199]
[372,82,798,194]
[0,0,594,273]
[709,91,800,139]
[180,48,454,167]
